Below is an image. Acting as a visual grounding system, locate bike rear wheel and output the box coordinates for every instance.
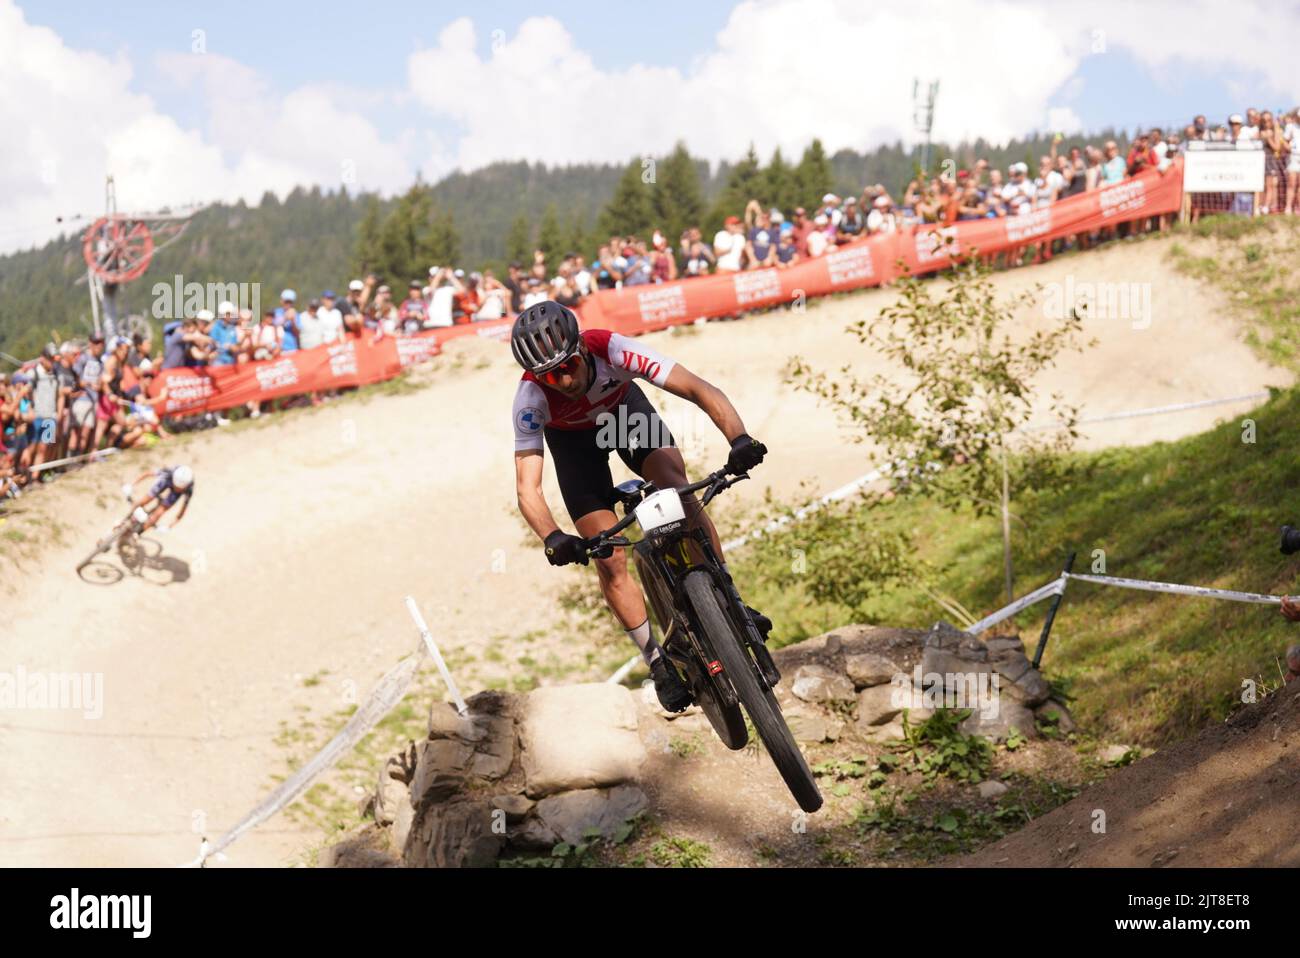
[682,570,822,812]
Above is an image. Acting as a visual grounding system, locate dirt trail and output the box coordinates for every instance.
[954,685,1300,867]
[0,239,1286,867]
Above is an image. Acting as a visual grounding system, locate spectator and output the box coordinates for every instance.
[316,291,344,344]
[28,344,62,471]
[1260,111,1287,215]
[1285,109,1300,215]
[279,304,300,353]
[714,215,746,272]
[504,262,526,311]
[866,194,898,233]
[475,271,509,320]
[298,299,324,350]
[775,230,800,268]
[572,255,593,297]
[252,310,283,361]
[340,277,372,337]
[649,235,677,283]
[426,271,456,329]
[1101,141,1126,184]
[621,242,653,286]
[211,302,240,365]
[452,271,482,323]
[745,205,778,269]
[806,214,832,257]
[1002,162,1035,215]
[684,238,714,276]
[838,196,864,241]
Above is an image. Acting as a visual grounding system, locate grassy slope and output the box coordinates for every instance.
[732,217,1300,747]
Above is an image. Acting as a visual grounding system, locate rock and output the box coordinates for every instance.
[960,700,1037,742]
[785,708,845,744]
[791,664,856,705]
[856,684,904,727]
[921,644,993,686]
[991,650,1034,683]
[534,785,649,845]
[845,653,901,689]
[415,800,505,868]
[1098,743,1139,764]
[509,815,561,852]
[422,698,516,784]
[1034,700,1077,735]
[410,738,475,807]
[488,794,535,823]
[985,634,1025,657]
[374,756,411,827]
[992,656,1052,707]
[392,795,414,853]
[925,621,967,650]
[860,715,907,742]
[520,684,646,797]
[824,634,843,655]
[977,780,1010,799]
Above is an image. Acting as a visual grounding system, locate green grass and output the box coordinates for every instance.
[1167,214,1300,371]
[734,386,1300,747]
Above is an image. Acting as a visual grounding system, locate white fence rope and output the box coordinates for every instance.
[180,597,461,866]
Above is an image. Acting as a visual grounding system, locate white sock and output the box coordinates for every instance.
[626,618,660,666]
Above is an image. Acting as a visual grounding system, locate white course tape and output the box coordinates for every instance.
[1022,391,1270,434]
[181,599,469,866]
[1065,572,1284,605]
[183,649,424,866]
[405,596,469,715]
[964,577,1068,635]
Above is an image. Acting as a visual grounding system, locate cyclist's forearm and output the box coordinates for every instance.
[517,486,561,540]
[694,382,746,443]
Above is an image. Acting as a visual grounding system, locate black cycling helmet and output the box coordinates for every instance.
[510,300,581,375]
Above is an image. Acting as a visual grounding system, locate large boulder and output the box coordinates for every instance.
[520,684,646,797]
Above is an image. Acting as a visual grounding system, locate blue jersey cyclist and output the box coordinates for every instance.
[121,464,195,534]
[510,300,772,712]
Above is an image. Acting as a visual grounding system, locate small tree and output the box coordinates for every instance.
[788,249,1090,602]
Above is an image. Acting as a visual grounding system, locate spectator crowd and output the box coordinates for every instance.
[5,105,1298,506]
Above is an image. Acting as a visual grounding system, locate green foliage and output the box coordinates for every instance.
[649,836,712,868]
[536,203,563,266]
[706,143,762,234]
[651,141,705,244]
[599,159,656,240]
[894,709,994,784]
[794,138,833,210]
[505,213,532,266]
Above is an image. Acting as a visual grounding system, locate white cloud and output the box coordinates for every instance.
[0,0,411,254]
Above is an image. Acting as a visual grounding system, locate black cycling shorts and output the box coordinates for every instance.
[545,382,676,522]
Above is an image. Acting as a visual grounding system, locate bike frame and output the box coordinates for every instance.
[593,469,772,703]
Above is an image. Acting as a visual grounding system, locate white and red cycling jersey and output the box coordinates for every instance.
[512,329,676,451]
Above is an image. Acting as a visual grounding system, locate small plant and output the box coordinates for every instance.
[1004,726,1028,750]
[650,836,712,868]
[894,709,994,784]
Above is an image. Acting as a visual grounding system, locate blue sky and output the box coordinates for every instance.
[4,0,1298,251]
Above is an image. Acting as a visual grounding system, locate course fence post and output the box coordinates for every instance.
[1031,551,1076,669]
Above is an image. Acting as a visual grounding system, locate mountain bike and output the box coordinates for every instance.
[584,465,823,813]
[76,504,152,574]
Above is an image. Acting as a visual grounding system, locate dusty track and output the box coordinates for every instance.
[0,238,1287,866]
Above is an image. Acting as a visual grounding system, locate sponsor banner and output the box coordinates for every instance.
[1183,147,1265,192]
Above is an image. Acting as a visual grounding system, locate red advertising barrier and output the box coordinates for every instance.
[151,317,513,415]
[151,163,1182,413]
[583,160,1184,335]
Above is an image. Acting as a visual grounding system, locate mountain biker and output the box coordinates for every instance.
[121,464,195,534]
[511,300,772,713]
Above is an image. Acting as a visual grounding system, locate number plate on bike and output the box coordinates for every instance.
[634,489,686,534]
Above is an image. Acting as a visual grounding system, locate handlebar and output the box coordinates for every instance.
[579,465,751,559]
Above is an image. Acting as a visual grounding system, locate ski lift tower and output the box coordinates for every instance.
[80,175,203,341]
[912,78,939,176]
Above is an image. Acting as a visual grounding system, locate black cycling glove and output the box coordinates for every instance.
[726,433,767,474]
[544,530,589,567]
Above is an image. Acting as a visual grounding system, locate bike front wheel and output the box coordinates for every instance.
[682,570,822,813]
